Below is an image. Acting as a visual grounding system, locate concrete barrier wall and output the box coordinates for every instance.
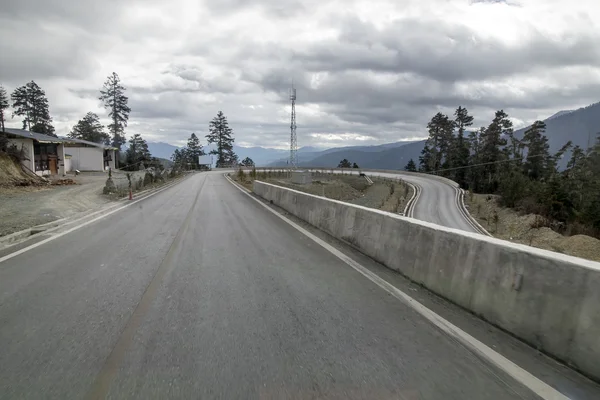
[253,180,600,380]
[255,166,459,188]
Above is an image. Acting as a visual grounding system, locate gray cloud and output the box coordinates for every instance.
[291,16,600,83]
[1,0,599,149]
[0,19,101,82]
[204,0,314,18]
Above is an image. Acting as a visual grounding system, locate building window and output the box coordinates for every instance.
[34,143,58,171]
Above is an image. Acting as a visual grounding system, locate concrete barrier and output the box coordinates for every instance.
[253,180,600,380]
[255,166,459,188]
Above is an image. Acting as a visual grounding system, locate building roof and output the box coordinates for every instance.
[3,128,67,143]
[60,137,118,150]
[3,128,119,149]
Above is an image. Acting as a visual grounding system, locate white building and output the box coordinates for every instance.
[3,129,120,175]
[4,128,67,176]
[61,138,118,172]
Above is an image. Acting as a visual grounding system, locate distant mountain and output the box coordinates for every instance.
[514,101,600,168]
[147,142,181,160]
[546,110,574,121]
[146,101,600,172]
[263,101,600,171]
[197,144,324,166]
[298,146,324,153]
[147,138,423,168]
[233,146,287,166]
[267,141,421,167]
[147,142,304,166]
[301,141,425,169]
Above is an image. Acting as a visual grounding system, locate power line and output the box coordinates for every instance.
[428,153,549,174]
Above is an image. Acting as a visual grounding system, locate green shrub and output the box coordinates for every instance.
[144,172,154,186]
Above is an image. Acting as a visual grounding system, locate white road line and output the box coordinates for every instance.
[411,183,422,218]
[0,178,185,264]
[459,188,492,236]
[226,175,570,400]
[403,181,418,217]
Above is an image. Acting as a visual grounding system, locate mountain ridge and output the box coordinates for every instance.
[146,101,599,170]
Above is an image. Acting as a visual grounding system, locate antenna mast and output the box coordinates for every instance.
[289,83,297,169]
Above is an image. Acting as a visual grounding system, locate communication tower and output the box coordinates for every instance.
[289,84,297,169]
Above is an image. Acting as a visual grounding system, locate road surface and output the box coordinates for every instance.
[364,171,477,232]
[0,171,595,399]
[284,168,481,234]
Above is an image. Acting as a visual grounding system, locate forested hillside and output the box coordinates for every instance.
[417,106,600,238]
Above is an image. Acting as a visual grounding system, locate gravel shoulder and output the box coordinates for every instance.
[465,192,600,262]
[0,173,112,237]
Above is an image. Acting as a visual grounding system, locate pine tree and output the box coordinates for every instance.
[185,133,205,169]
[581,135,600,230]
[241,157,255,167]
[419,143,432,172]
[11,81,55,136]
[68,112,110,144]
[125,134,151,170]
[352,162,359,169]
[467,127,485,191]
[337,159,351,168]
[171,149,185,168]
[547,141,572,177]
[0,85,9,133]
[405,158,417,172]
[424,112,454,172]
[206,111,236,167]
[561,145,587,210]
[522,121,550,180]
[450,106,473,187]
[566,145,585,171]
[479,110,510,192]
[99,72,131,149]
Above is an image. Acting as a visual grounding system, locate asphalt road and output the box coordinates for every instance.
[301,168,479,233]
[368,171,476,232]
[0,171,585,399]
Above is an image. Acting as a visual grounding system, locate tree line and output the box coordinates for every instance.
[0,74,150,170]
[0,81,55,136]
[0,73,130,146]
[338,159,359,168]
[404,106,600,236]
[171,111,238,169]
[1,74,206,173]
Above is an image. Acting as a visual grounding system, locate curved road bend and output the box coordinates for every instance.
[368,171,475,232]
[0,171,593,399]
[309,169,477,233]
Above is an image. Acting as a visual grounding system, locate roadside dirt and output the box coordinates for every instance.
[232,171,413,215]
[465,193,600,262]
[0,153,44,187]
[0,172,112,237]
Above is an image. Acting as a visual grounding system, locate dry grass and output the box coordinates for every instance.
[465,192,600,262]
[243,171,414,215]
[0,153,45,188]
[230,171,255,191]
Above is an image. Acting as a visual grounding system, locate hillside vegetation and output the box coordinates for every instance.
[418,105,600,240]
[264,102,600,171]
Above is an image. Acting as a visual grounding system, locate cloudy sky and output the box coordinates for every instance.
[2,0,599,149]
